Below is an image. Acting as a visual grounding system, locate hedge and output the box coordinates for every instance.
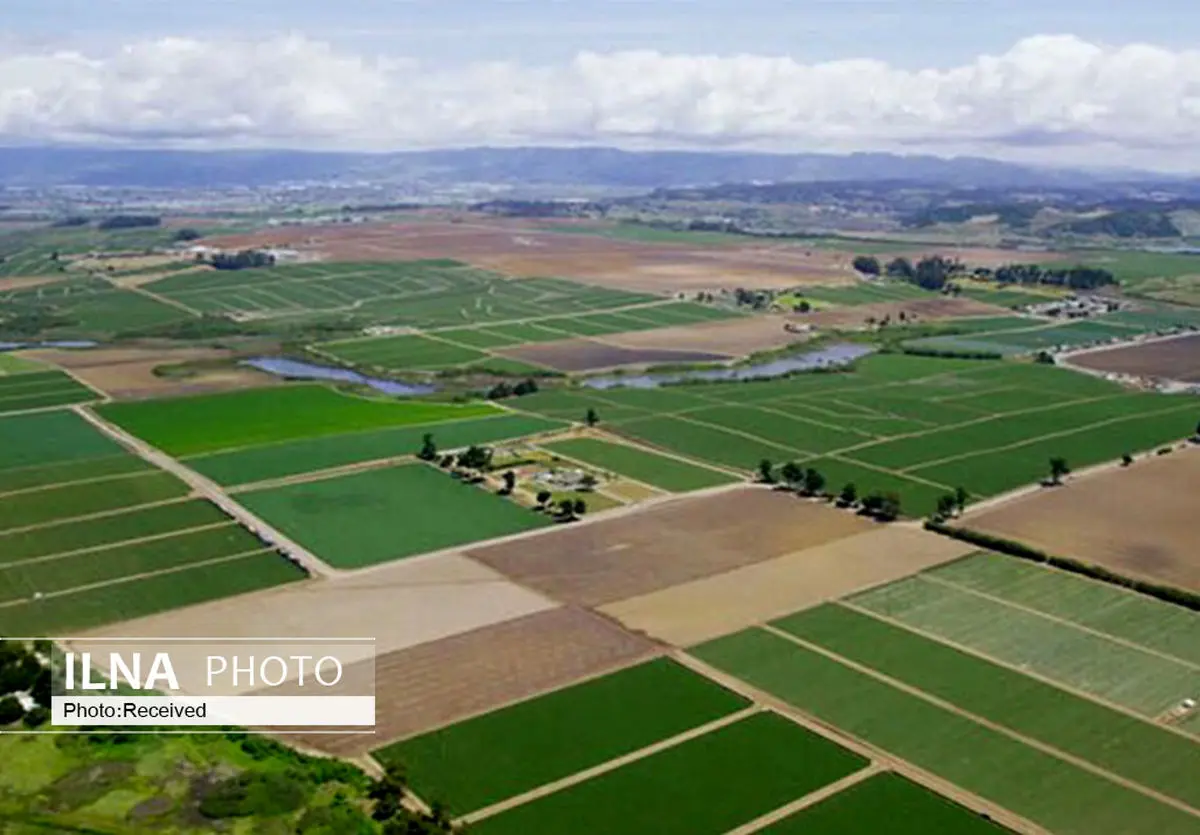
[923,520,1200,612]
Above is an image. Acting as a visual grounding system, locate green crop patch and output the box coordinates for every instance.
[0,371,96,414]
[760,772,1009,834]
[0,456,153,495]
[472,711,868,835]
[237,463,550,568]
[0,471,189,533]
[794,458,949,517]
[0,524,263,604]
[929,554,1200,666]
[776,604,1200,809]
[692,629,1199,835]
[319,334,488,370]
[190,414,563,486]
[686,406,872,452]
[542,438,736,492]
[850,576,1197,717]
[378,658,750,814]
[434,328,522,348]
[613,416,798,470]
[0,551,306,636]
[0,410,125,472]
[97,385,502,456]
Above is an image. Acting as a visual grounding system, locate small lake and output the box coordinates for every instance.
[582,343,874,390]
[243,357,437,396]
[0,340,99,351]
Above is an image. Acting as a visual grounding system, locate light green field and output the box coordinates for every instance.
[96,384,502,456]
[542,438,736,492]
[927,553,1200,665]
[0,471,189,533]
[237,463,550,568]
[319,334,489,370]
[776,604,1200,808]
[0,353,46,374]
[472,712,868,835]
[189,414,564,486]
[693,629,1199,835]
[376,658,750,814]
[849,576,1197,717]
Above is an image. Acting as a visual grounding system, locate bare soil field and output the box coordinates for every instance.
[83,553,556,656]
[467,486,873,607]
[966,447,1200,591]
[22,346,274,398]
[293,606,659,756]
[0,275,65,292]
[599,315,804,355]
[205,220,858,293]
[601,525,974,646]
[497,339,732,372]
[1069,333,1200,382]
[797,296,1009,328]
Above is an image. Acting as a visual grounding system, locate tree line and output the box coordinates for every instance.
[852,254,1116,292]
[209,249,276,271]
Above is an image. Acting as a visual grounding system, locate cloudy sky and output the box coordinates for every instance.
[3,0,1199,170]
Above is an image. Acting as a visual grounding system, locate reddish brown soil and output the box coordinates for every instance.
[497,339,731,372]
[600,316,805,355]
[467,487,873,607]
[1070,334,1200,382]
[289,606,659,755]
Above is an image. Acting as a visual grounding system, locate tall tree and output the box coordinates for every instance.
[780,461,804,490]
[417,433,437,461]
[501,471,516,494]
[1048,457,1070,485]
[757,459,775,484]
[954,486,969,514]
[803,467,826,496]
[839,483,858,506]
[852,255,881,276]
[585,408,599,427]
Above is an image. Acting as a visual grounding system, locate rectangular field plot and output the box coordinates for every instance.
[472,711,868,835]
[0,370,97,414]
[97,385,501,456]
[0,455,152,494]
[191,414,563,486]
[0,471,188,533]
[776,604,1200,809]
[542,438,736,492]
[0,550,306,636]
[693,629,1200,835]
[377,658,750,814]
[929,553,1200,666]
[318,334,488,370]
[849,576,1199,717]
[0,409,126,472]
[238,463,550,568]
[760,772,1009,834]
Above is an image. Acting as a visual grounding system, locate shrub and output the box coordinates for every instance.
[0,696,26,726]
[198,770,309,819]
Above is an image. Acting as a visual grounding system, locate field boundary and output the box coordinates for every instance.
[726,764,886,835]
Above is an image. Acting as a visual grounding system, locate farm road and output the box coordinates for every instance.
[73,405,339,579]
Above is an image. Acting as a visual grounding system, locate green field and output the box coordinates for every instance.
[510,354,1195,516]
[849,576,1197,717]
[0,370,98,415]
[97,384,502,456]
[1076,249,1200,304]
[795,281,933,306]
[693,629,1200,835]
[0,353,46,374]
[377,658,750,813]
[0,471,189,533]
[776,603,1200,808]
[927,553,1200,665]
[0,410,126,471]
[189,414,564,486]
[0,454,152,494]
[0,500,228,565]
[542,438,737,492]
[472,712,868,835]
[236,463,550,568]
[760,772,1009,834]
[318,334,488,370]
[0,551,305,635]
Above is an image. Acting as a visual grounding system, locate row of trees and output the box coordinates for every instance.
[487,378,539,400]
[757,459,902,521]
[209,249,275,271]
[853,253,1117,292]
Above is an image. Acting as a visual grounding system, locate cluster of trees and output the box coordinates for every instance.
[486,378,539,400]
[50,215,91,228]
[535,491,588,522]
[173,228,203,242]
[1057,210,1180,239]
[733,287,771,310]
[366,764,458,834]
[0,640,52,728]
[758,460,902,521]
[97,214,162,230]
[932,487,971,521]
[209,249,276,271]
[984,263,1116,290]
[855,253,1117,293]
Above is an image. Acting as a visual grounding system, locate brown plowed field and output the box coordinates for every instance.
[204,220,858,293]
[22,346,275,398]
[599,315,804,355]
[1070,333,1200,382]
[292,606,659,755]
[602,525,974,646]
[966,447,1200,591]
[796,296,1009,329]
[497,339,732,372]
[467,487,873,607]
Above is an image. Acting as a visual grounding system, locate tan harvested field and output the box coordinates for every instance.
[602,525,975,646]
[293,606,659,755]
[205,220,858,293]
[599,314,804,355]
[497,339,731,372]
[467,486,874,607]
[966,447,1200,591]
[603,480,664,502]
[84,553,556,656]
[23,346,275,398]
[1069,333,1200,383]
[0,275,66,292]
[797,295,1009,328]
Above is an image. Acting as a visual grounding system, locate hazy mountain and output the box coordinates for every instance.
[0,145,1187,190]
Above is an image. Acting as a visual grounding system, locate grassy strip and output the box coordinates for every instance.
[693,629,1199,835]
[0,472,189,533]
[377,658,750,814]
[473,712,868,835]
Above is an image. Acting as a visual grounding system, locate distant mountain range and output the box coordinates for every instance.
[0,145,1191,191]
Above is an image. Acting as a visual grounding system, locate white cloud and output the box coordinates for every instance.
[2,33,1200,169]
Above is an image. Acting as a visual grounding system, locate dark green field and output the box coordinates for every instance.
[377,659,749,813]
[0,471,189,532]
[0,409,126,472]
[542,437,737,492]
[0,370,98,415]
[237,463,550,568]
